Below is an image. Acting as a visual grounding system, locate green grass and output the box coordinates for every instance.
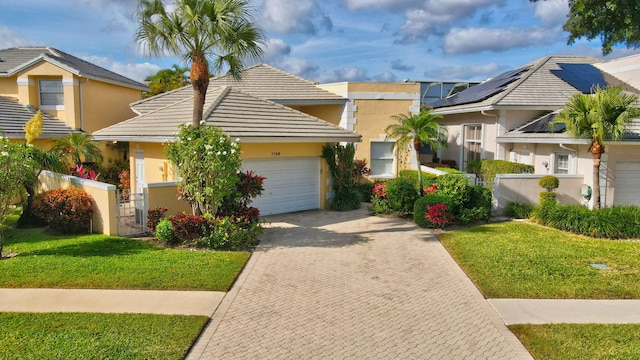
[439,221,640,299]
[0,313,208,360]
[510,324,640,360]
[0,227,249,291]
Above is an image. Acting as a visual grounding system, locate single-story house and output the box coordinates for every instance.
[93,84,360,215]
[431,55,640,208]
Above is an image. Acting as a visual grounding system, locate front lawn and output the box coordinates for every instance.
[0,227,249,291]
[511,324,640,360]
[439,221,640,299]
[0,312,208,360]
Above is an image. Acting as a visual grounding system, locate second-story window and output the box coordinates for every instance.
[39,80,64,109]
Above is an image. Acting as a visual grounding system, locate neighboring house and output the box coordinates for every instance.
[93,82,360,216]
[431,55,640,208]
[0,46,148,147]
[317,81,478,179]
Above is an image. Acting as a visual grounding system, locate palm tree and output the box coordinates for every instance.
[385,109,448,196]
[52,132,104,167]
[137,0,264,127]
[144,64,190,97]
[554,85,640,208]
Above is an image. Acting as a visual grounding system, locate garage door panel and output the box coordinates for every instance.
[614,161,640,206]
[243,157,320,215]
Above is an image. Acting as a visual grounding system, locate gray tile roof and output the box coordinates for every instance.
[130,64,346,115]
[94,86,360,143]
[0,47,148,91]
[497,110,640,143]
[432,56,636,113]
[0,96,77,139]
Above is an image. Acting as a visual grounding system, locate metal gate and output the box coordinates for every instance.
[116,190,147,237]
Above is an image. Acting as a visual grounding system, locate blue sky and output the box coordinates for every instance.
[0,0,638,83]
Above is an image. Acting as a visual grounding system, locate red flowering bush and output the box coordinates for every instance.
[169,213,206,243]
[425,203,454,228]
[32,188,93,234]
[373,183,387,198]
[424,184,438,194]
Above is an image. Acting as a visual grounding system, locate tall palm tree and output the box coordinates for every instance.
[52,132,104,167]
[554,85,640,208]
[385,109,448,196]
[137,0,264,127]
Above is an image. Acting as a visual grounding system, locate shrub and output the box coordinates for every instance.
[539,192,557,205]
[355,181,374,202]
[532,204,640,239]
[435,167,464,174]
[330,188,362,211]
[200,216,263,250]
[399,170,437,188]
[434,174,469,211]
[353,159,371,183]
[147,207,168,234]
[414,194,455,228]
[32,188,93,234]
[505,202,534,219]
[155,218,177,245]
[385,177,418,214]
[425,203,455,228]
[481,160,534,180]
[169,213,206,244]
[218,170,265,221]
[539,175,560,192]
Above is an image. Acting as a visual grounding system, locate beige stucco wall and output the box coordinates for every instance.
[129,141,333,210]
[145,182,192,216]
[494,174,585,214]
[318,82,420,178]
[37,170,118,235]
[289,104,344,126]
[81,80,142,133]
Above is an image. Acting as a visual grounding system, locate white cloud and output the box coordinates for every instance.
[391,59,415,72]
[278,58,320,81]
[260,39,292,64]
[443,26,561,54]
[424,62,509,81]
[534,0,569,27]
[260,0,332,35]
[344,0,422,11]
[83,55,161,82]
[390,0,507,43]
[318,67,370,83]
[0,26,27,49]
[373,71,397,82]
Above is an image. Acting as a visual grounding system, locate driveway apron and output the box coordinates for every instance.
[188,208,532,359]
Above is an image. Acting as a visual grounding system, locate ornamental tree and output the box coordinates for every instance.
[0,137,38,256]
[165,124,241,215]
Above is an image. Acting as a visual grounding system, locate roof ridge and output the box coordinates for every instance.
[203,86,230,119]
[491,56,552,103]
[225,87,359,135]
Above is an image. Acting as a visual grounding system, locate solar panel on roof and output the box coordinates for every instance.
[431,66,530,108]
[518,112,565,133]
[550,63,608,93]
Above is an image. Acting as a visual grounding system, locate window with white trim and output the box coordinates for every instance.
[370,141,394,178]
[39,80,64,108]
[463,124,483,164]
[551,152,574,174]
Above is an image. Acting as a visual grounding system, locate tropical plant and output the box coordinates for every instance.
[385,109,448,196]
[144,64,189,97]
[52,132,103,167]
[322,143,362,211]
[136,0,264,127]
[553,85,640,208]
[165,124,242,215]
[0,138,38,255]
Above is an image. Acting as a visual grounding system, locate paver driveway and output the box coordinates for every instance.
[188,208,532,359]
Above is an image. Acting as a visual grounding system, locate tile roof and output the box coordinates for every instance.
[0,47,148,91]
[94,86,360,143]
[0,96,77,139]
[497,110,640,143]
[130,64,346,114]
[432,56,635,113]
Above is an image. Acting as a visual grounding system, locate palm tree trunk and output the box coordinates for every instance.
[590,141,605,209]
[191,55,210,128]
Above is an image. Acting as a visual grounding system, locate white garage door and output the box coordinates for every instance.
[242,157,320,215]
[614,161,640,205]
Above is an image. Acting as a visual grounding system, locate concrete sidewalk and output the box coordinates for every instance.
[489,299,640,325]
[0,288,224,316]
